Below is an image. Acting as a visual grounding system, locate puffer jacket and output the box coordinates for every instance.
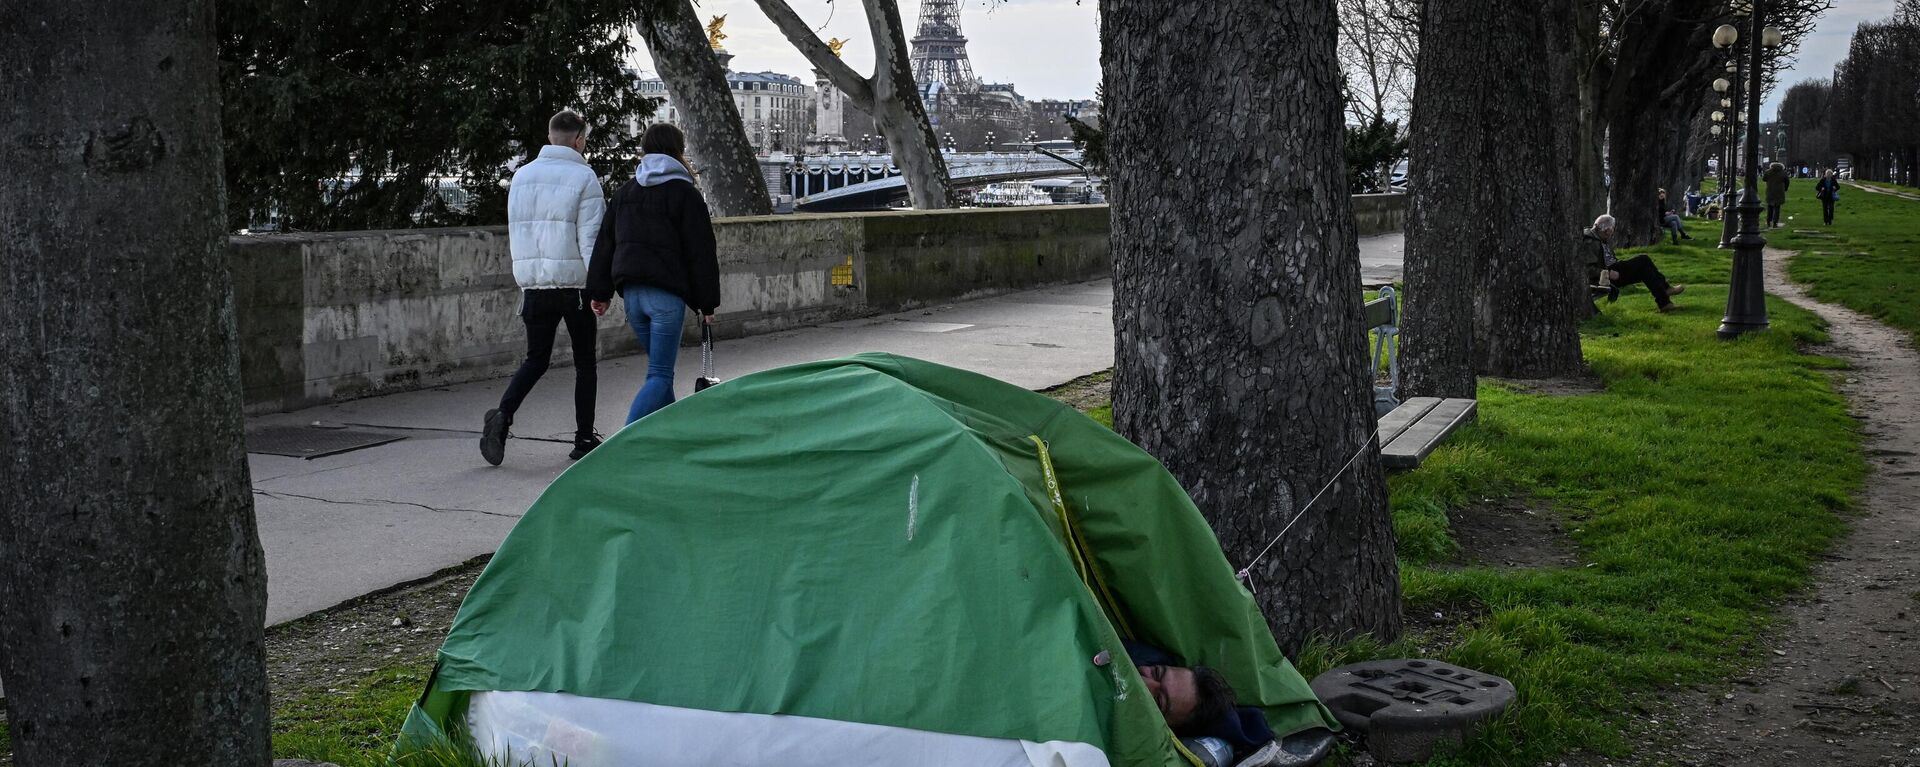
[507,145,606,289]
[586,154,720,314]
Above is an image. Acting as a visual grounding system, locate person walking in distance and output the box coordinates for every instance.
[1815,169,1841,226]
[587,123,720,424]
[1763,161,1791,228]
[481,110,607,466]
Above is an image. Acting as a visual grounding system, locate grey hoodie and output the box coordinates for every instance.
[635,154,694,187]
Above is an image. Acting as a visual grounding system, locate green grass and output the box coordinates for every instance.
[273,665,433,766]
[1771,181,1920,344]
[1343,245,1864,764]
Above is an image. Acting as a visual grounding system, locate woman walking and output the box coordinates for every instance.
[1815,169,1841,226]
[587,124,720,424]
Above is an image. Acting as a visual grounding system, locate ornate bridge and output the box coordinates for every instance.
[763,151,1088,212]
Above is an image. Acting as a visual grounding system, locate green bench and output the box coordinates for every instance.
[1365,288,1478,470]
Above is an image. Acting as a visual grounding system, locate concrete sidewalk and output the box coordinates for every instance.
[251,233,1405,625]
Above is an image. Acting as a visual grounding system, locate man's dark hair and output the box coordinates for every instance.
[1183,666,1237,735]
[549,109,588,140]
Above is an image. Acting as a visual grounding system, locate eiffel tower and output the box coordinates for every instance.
[910,0,979,93]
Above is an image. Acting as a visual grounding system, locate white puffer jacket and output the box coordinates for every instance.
[507,145,606,290]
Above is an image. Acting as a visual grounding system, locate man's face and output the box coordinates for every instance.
[1138,664,1199,728]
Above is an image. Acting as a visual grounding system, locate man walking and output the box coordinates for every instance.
[482,110,608,465]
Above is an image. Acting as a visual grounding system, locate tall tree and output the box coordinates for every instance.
[0,0,271,763]
[1103,1,1401,651]
[634,2,772,217]
[1403,0,1587,395]
[1598,0,1832,244]
[220,0,659,231]
[754,0,956,209]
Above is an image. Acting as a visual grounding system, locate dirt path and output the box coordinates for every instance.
[1846,180,1920,202]
[1618,249,1920,767]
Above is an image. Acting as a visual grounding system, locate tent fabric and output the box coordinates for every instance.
[398,353,1337,766]
[466,690,1111,766]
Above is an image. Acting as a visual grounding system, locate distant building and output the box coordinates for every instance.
[635,50,815,154]
[1028,98,1100,136]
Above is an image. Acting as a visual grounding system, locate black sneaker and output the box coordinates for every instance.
[569,433,602,461]
[481,409,510,466]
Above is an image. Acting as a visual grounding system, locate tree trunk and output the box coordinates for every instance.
[637,0,772,217]
[753,0,955,209]
[0,0,272,765]
[1406,0,1586,390]
[864,0,955,208]
[1471,0,1586,378]
[1608,99,1690,246]
[1103,0,1400,652]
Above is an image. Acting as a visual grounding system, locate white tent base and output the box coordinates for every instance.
[468,690,1113,767]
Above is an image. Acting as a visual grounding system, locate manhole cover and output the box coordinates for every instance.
[246,425,406,459]
[1310,659,1514,762]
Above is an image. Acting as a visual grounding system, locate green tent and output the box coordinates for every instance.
[397,353,1336,766]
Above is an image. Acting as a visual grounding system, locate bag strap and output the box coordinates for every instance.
[700,320,715,380]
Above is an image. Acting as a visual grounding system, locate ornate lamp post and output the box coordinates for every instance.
[1714,22,1742,249]
[1718,4,1784,340]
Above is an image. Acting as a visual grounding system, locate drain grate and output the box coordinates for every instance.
[246,425,407,459]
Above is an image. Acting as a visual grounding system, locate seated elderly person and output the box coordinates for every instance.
[1584,214,1685,313]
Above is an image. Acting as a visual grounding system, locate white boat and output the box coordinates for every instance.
[971,181,1054,207]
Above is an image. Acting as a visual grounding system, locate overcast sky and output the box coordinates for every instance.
[630,1,1894,117]
[1764,0,1897,115]
[632,0,1102,101]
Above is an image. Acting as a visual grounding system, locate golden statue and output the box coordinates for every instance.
[826,37,848,58]
[706,15,728,50]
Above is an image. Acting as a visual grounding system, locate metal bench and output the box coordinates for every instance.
[1364,288,1477,470]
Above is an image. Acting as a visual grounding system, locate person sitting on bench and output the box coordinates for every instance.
[1657,189,1692,244]
[1586,214,1685,313]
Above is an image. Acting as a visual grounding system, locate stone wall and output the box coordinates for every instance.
[230,205,1111,412]
[230,197,1404,413]
[1352,193,1407,236]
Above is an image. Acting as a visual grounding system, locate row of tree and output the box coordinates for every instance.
[1777,1,1920,186]
[3,1,1847,764]
[220,0,967,231]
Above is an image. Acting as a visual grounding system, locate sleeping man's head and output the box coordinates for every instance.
[1138,663,1236,734]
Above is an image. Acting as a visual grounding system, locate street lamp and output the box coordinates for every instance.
[1719,5,1785,340]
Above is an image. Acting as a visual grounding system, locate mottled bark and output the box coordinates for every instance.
[636,0,771,217]
[1609,97,1697,245]
[1104,0,1400,651]
[0,0,271,765]
[1405,0,1587,390]
[1471,0,1587,377]
[754,0,955,209]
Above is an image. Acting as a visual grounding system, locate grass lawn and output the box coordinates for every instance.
[1770,181,1920,345]
[1295,241,1866,764]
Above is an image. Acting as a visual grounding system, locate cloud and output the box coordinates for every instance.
[1763,0,1899,115]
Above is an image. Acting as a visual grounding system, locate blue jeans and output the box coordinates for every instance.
[621,284,686,424]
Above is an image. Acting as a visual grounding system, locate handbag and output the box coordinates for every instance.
[694,320,722,392]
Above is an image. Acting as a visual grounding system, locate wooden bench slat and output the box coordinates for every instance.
[1376,397,1440,448]
[1363,296,1396,329]
[1381,398,1478,470]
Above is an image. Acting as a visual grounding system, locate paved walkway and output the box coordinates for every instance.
[252,233,1405,625]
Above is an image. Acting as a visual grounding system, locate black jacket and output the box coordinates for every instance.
[586,177,720,313]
